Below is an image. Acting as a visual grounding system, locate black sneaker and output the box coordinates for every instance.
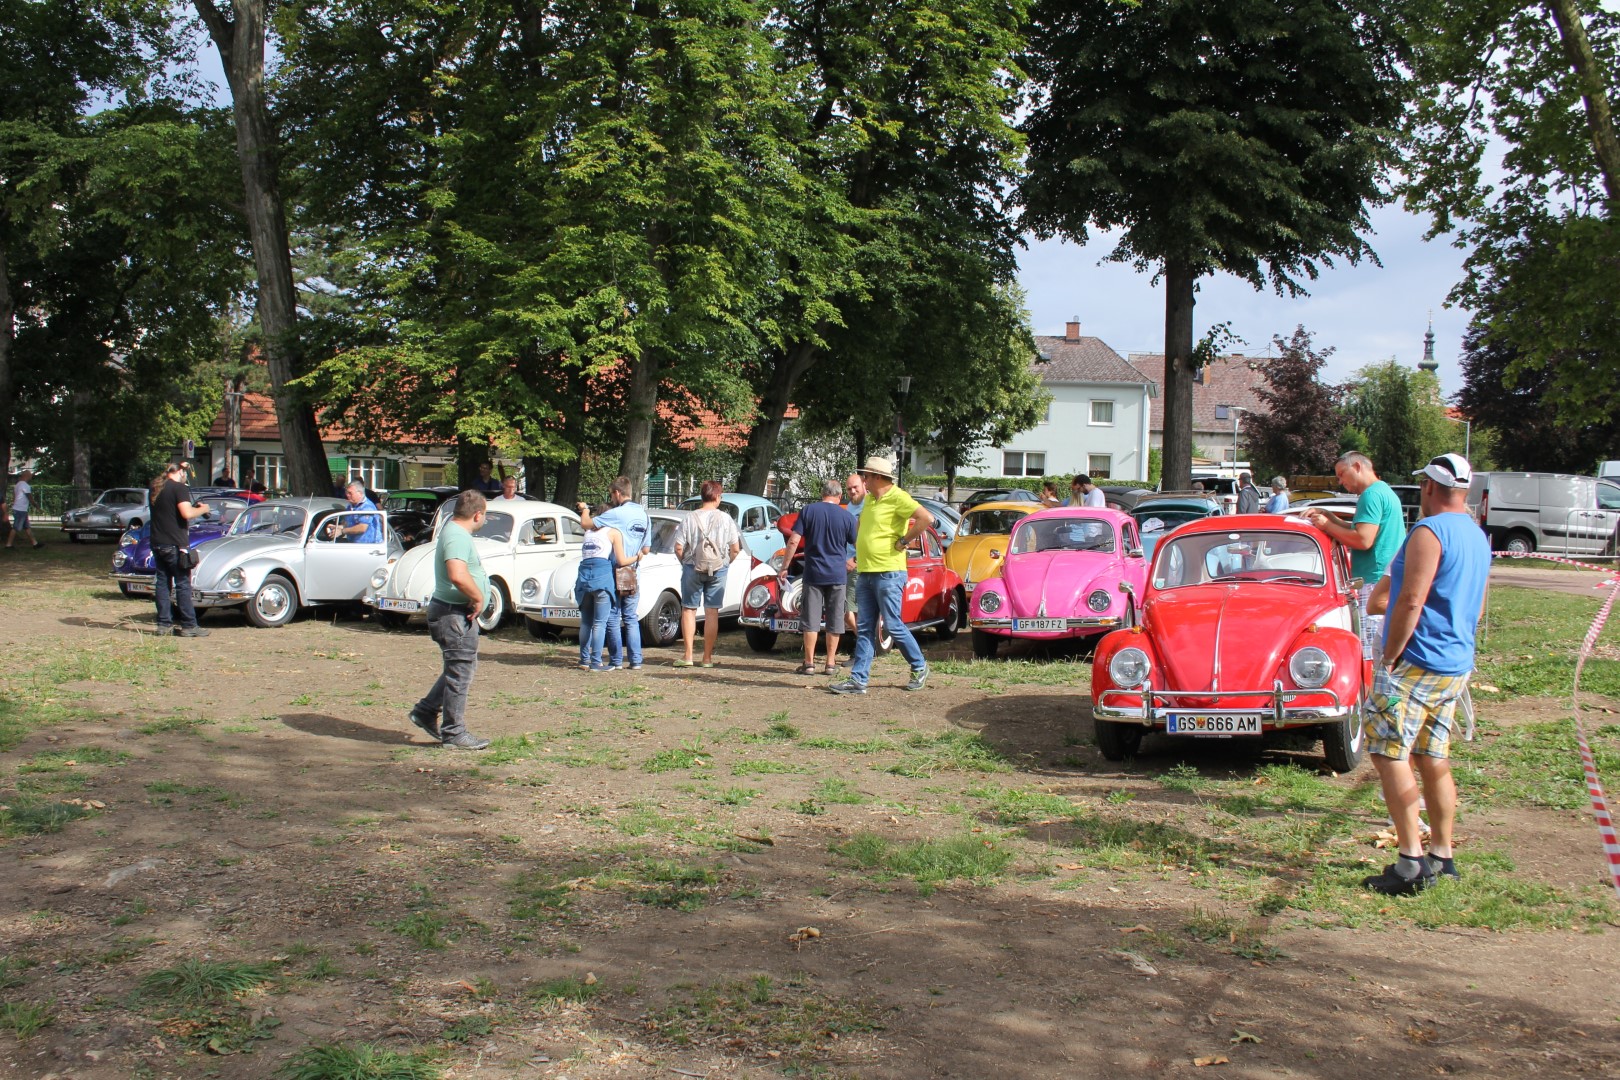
[442,732,491,751]
[1362,861,1436,896]
[827,679,866,695]
[409,710,441,741]
[175,626,210,637]
[1425,854,1461,881]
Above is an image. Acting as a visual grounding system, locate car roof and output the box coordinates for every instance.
[1171,513,1323,537]
[1131,498,1219,514]
[260,497,349,511]
[681,492,780,510]
[962,500,1040,514]
[1018,506,1134,526]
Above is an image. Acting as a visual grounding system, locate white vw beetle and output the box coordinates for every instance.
[190,497,402,627]
[363,498,583,631]
[515,508,752,647]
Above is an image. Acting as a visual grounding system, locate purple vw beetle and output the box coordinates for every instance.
[110,496,249,598]
[966,507,1149,659]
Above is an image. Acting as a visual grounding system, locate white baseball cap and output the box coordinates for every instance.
[1413,453,1472,488]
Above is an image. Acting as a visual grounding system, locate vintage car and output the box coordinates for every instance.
[383,487,460,548]
[517,508,753,646]
[676,492,786,563]
[945,500,1039,591]
[364,499,582,631]
[61,487,151,541]
[739,525,963,652]
[182,497,402,627]
[1090,514,1368,772]
[1130,494,1224,558]
[967,508,1148,658]
[110,496,251,597]
[958,487,1042,513]
[915,497,962,546]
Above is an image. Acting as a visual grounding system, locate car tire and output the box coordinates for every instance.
[971,628,999,659]
[936,587,964,640]
[640,590,681,648]
[1502,529,1535,555]
[1095,719,1144,761]
[68,532,83,544]
[476,580,508,632]
[1320,703,1367,774]
[745,627,778,653]
[245,573,298,628]
[524,615,555,640]
[375,610,410,629]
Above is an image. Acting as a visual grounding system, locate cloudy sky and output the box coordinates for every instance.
[1016,201,1474,396]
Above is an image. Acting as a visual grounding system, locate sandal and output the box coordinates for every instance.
[795,662,818,675]
[673,658,695,668]
[822,663,839,676]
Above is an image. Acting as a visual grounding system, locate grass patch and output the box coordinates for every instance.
[0,797,96,837]
[17,746,129,773]
[0,1000,52,1040]
[442,1015,494,1042]
[831,831,1015,895]
[139,959,276,1004]
[731,759,810,776]
[929,657,1092,693]
[643,741,709,773]
[813,778,868,805]
[800,734,893,753]
[483,732,556,765]
[1454,720,1620,810]
[966,783,1079,824]
[741,713,800,742]
[884,731,1010,778]
[391,911,451,950]
[509,853,726,918]
[528,975,600,1004]
[1475,586,1620,699]
[136,713,213,735]
[277,1042,442,1079]
[650,974,883,1065]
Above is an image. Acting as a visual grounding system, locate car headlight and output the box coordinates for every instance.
[746,583,771,610]
[1289,646,1334,688]
[520,577,539,602]
[1109,647,1151,689]
[224,568,245,591]
[977,589,1002,614]
[112,551,128,569]
[767,553,786,572]
[370,567,390,591]
[1087,589,1112,613]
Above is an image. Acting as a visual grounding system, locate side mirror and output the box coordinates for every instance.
[1127,546,1144,559]
[989,548,1002,559]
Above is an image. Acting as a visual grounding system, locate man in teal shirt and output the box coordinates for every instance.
[409,491,492,750]
[1304,451,1406,658]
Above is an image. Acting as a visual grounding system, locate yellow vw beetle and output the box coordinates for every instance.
[945,501,1040,591]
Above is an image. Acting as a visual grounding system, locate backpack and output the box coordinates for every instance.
[692,510,730,573]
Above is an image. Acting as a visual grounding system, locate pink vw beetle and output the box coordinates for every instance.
[967,507,1148,659]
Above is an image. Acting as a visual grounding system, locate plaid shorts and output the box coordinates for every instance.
[1364,660,1472,761]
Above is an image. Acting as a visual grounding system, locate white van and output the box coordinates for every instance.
[1467,472,1620,555]
[1600,460,1620,483]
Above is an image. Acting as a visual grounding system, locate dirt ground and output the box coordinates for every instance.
[2,545,1619,1079]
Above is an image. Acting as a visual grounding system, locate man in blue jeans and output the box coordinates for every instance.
[830,455,935,694]
[579,476,651,669]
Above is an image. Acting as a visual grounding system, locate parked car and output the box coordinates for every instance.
[1468,471,1620,555]
[383,487,460,548]
[518,508,752,647]
[677,492,786,563]
[110,496,251,597]
[740,525,962,652]
[945,501,1039,590]
[915,497,962,546]
[184,497,401,627]
[967,508,1149,659]
[958,487,1042,513]
[364,499,583,631]
[1129,494,1223,558]
[1090,514,1368,771]
[61,488,151,541]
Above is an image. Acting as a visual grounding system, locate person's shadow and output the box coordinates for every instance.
[281,712,414,745]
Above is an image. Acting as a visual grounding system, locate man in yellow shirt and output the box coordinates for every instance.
[830,456,935,694]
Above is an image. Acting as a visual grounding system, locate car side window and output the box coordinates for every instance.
[561,518,585,543]
[742,506,764,532]
[523,518,558,545]
[923,531,940,558]
[766,506,781,526]
[1599,481,1620,511]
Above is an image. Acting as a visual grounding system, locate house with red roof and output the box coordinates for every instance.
[1122,353,1271,472]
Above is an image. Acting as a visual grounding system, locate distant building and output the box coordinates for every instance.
[1122,353,1270,471]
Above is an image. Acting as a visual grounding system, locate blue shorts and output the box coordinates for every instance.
[680,564,727,609]
[10,511,27,532]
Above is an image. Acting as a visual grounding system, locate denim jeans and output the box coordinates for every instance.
[579,588,616,668]
[610,591,642,667]
[850,570,926,686]
[416,601,480,738]
[152,545,198,629]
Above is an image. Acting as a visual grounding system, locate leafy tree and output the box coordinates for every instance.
[1020,0,1408,492]
[1341,360,1455,479]
[1243,327,1346,478]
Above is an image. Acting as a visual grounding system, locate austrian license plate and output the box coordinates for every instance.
[770,618,803,632]
[1013,618,1066,631]
[540,607,580,620]
[123,581,154,595]
[1166,714,1262,736]
[376,597,422,612]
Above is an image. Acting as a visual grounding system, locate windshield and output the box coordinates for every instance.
[229,504,308,538]
[959,509,1028,536]
[101,489,146,507]
[474,512,513,542]
[650,518,681,555]
[1011,517,1115,554]
[1153,530,1326,589]
[385,493,434,512]
[1134,509,1211,534]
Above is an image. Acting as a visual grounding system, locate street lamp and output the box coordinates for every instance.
[1214,404,1249,477]
[894,375,912,487]
[1444,414,1471,461]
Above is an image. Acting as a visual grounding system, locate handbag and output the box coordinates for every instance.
[615,563,638,596]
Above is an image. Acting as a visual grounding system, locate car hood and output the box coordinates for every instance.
[195,534,297,582]
[379,544,438,602]
[996,551,1122,615]
[1144,585,1335,695]
[947,534,1008,584]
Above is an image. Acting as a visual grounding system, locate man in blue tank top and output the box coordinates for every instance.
[1362,454,1490,895]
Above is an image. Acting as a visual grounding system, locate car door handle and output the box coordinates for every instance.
[368,550,385,556]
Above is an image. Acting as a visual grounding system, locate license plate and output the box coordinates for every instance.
[1166,714,1262,736]
[123,581,153,595]
[377,597,422,612]
[770,618,802,632]
[1013,618,1066,631]
[541,607,580,620]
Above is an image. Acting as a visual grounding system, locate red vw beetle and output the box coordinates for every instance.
[739,526,965,652]
[1090,515,1368,771]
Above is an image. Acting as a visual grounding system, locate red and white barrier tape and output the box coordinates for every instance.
[1495,552,1620,897]
[1495,550,1620,579]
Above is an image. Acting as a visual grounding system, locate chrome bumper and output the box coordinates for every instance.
[1094,679,1352,727]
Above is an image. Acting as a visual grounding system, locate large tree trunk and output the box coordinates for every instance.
[522,455,547,500]
[0,225,13,483]
[735,340,818,494]
[1160,258,1198,492]
[1545,0,1620,205]
[70,389,92,505]
[618,347,660,500]
[195,0,331,496]
[553,452,581,508]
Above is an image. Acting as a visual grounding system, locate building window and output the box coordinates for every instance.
[1088,454,1112,479]
[1089,399,1114,426]
[348,457,387,490]
[1037,402,1051,425]
[1003,451,1046,477]
[253,454,285,492]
